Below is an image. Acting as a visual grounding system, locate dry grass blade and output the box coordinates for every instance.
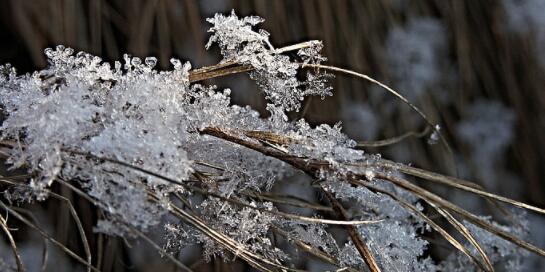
[65,150,362,227]
[54,179,196,272]
[188,40,320,83]
[300,63,454,167]
[9,207,49,272]
[198,126,545,265]
[199,127,385,270]
[375,173,545,258]
[0,177,92,272]
[0,212,25,272]
[47,193,92,272]
[363,183,488,271]
[189,60,237,75]
[162,197,293,272]
[1,179,50,272]
[353,181,497,270]
[62,148,186,187]
[426,200,493,271]
[188,53,457,175]
[189,64,253,83]
[194,161,225,171]
[56,175,292,272]
[322,189,382,272]
[378,160,545,215]
[0,200,100,272]
[274,40,322,54]
[356,126,430,148]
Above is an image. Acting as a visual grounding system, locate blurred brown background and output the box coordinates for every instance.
[1,0,544,271]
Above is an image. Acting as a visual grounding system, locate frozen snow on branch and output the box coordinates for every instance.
[206,10,332,112]
[0,11,536,271]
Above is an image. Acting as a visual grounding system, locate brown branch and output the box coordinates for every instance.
[189,63,253,83]
[187,40,320,83]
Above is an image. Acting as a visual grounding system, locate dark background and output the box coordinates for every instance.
[1,1,544,271]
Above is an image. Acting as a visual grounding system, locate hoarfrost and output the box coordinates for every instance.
[206,11,332,112]
[0,11,532,271]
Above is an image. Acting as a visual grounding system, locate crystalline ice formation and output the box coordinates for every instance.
[0,11,530,271]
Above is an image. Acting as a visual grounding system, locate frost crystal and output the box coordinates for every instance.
[206,11,332,112]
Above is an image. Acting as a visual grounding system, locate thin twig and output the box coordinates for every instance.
[198,126,545,262]
[0,200,100,272]
[356,126,430,148]
[301,63,456,175]
[0,177,92,272]
[373,172,545,258]
[48,193,92,272]
[188,40,320,83]
[56,178,293,272]
[0,212,25,272]
[242,191,333,212]
[377,159,545,215]
[9,207,49,272]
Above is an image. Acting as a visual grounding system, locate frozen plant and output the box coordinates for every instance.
[1,11,544,272]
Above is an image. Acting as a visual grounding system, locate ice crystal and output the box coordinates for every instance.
[285,222,339,256]
[288,119,364,165]
[206,10,332,112]
[427,124,441,145]
[358,220,434,271]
